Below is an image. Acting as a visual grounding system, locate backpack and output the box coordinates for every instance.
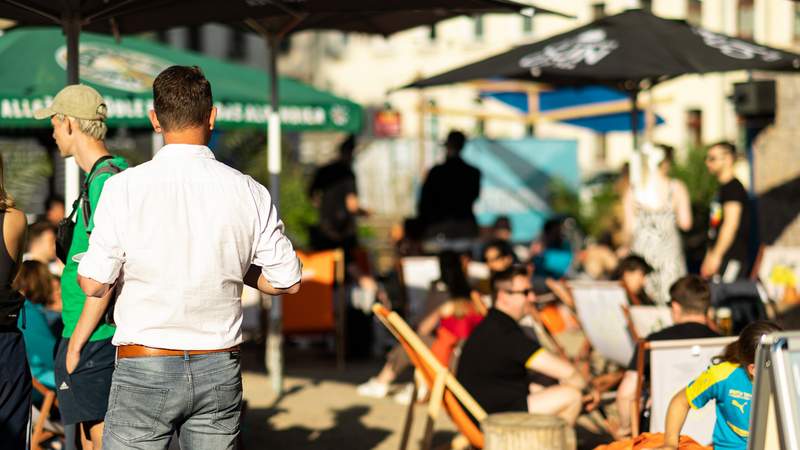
[55,156,124,263]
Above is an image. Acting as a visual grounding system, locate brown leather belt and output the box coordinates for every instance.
[117,344,240,359]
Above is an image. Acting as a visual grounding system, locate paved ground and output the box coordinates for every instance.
[239,345,458,450]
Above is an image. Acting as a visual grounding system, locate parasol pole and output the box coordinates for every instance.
[63,13,81,211]
[628,87,640,151]
[266,33,284,396]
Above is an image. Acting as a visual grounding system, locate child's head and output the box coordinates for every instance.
[718,320,783,377]
[668,275,711,322]
[617,254,652,294]
[13,260,54,306]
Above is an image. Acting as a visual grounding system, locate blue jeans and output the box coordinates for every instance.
[102,351,242,450]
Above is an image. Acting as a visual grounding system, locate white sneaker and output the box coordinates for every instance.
[356,378,390,398]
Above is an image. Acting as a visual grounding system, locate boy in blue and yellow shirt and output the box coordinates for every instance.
[658,321,782,450]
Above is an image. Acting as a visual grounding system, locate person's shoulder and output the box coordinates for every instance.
[2,207,27,232]
[704,361,740,383]
[724,178,747,195]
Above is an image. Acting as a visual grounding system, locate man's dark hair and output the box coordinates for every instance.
[709,141,737,158]
[153,65,213,132]
[484,238,514,260]
[444,130,466,153]
[44,195,64,210]
[617,254,653,276]
[339,134,356,156]
[490,264,529,304]
[28,221,55,241]
[669,275,711,315]
[493,215,511,231]
[655,143,675,164]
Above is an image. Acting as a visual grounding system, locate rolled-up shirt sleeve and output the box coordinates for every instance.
[78,177,125,284]
[250,179,302,288]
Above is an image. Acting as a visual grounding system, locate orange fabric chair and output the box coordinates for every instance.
[594,432,712,450]
[373,304,487,450]
[284,249,345,368]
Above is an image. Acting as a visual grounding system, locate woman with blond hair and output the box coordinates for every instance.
[0,156,31,449]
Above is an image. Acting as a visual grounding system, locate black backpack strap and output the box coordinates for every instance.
[81,161,124,231]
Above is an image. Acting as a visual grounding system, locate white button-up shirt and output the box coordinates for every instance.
[78,144,301,350]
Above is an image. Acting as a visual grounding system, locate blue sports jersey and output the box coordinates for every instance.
[685,362,752,450]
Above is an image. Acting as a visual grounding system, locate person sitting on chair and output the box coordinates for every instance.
[457,265,598,426]
[614,275,719,438]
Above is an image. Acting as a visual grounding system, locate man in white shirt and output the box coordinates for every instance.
[76,66,301,450]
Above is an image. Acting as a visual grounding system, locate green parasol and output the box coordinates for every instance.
[0,27,362,132]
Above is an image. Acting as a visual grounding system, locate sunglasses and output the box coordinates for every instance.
[504,288,534,296]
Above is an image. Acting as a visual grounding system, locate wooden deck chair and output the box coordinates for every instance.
[31,377,62,450]
[372,304,487,450]
[283,249,346,369]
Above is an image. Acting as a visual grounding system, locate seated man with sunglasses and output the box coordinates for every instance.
[456,265,596,425]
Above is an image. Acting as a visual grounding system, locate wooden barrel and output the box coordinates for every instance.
[483,412,576,450]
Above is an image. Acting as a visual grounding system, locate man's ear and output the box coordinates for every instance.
[208,106,217,131]
[148,110,162,133]
[65,116,75,135]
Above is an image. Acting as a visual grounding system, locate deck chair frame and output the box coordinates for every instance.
[31,377,61,450]
[373,304,487,450]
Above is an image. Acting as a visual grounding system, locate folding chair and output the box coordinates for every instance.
[373,304,487,450]
[30,377,62,450]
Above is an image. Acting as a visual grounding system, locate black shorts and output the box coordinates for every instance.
[0,330,32,450]
[54,337,115,425]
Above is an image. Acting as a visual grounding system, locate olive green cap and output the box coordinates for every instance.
[33,84,107,121]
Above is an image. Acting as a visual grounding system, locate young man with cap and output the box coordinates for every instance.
[76,66,301,449]
[34,84,129,449]
[613,275,718,438]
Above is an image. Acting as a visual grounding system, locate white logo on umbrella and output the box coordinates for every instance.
[519,29,619,76]
[692,28,782,62]
[55,43,172,93]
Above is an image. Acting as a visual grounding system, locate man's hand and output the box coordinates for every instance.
[66,345,81,374]
[700,251,722,278]
[583,387,601,412]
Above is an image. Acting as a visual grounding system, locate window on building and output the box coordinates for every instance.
[794,4,800,45]
[522,15,533,34]
[474,15,484,40]
[429,24,437,41]
[737,0,754,39]
[640,0,652,12]
[686,109,703,149]
[156,30,169,44]
[592,3,606,20]
[227,29,246,61]
[687,0,702,26]
[187,26,202,52]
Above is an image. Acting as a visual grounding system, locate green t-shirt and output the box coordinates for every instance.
[61,155,129,341]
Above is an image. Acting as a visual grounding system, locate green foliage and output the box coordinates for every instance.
[670,144,718,211]
[215,129,317,248]
[549,178,620,240]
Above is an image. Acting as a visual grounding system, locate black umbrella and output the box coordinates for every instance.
[405,9,800,145]
[1,0,573,393]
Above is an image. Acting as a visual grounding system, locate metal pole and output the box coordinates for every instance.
[265,34,284,396]
[63,15,81,211]
[629,88,640,151]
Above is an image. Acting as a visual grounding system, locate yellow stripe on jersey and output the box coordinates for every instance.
[525,348,546,369]
[685,362,739,409]
[727,420,750,437]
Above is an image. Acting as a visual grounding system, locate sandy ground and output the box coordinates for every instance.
[239,346,458,450]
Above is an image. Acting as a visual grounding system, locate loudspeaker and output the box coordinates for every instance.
[731,80,775,117]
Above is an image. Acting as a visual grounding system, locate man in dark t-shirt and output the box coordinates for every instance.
[309,135,366,257]
[457,266,593,425]
[702,142,750,280]
[614,275,719,437]
[418,130,481,240]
